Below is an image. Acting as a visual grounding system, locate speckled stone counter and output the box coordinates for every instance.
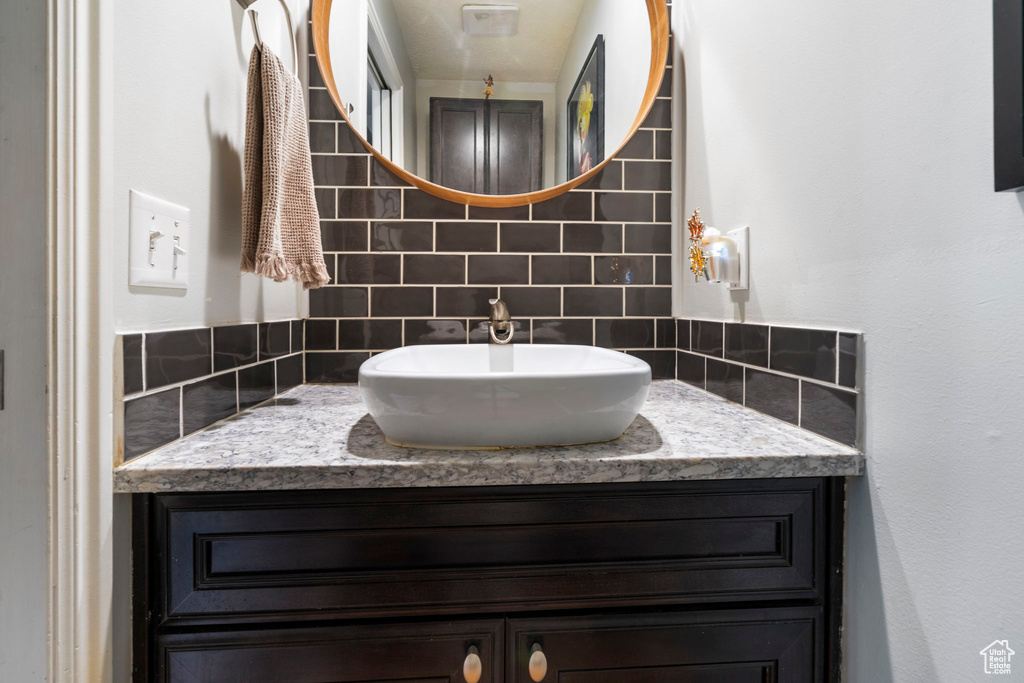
[113,381,863,493]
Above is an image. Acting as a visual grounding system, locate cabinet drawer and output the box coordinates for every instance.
[506,607,822,683]
[150,479,828,625]
[155,618,502,683]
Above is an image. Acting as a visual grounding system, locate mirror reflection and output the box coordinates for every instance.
[325,0,652,195]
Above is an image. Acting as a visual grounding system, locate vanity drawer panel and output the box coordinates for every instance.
[154,618,503,683]
[506,607,822,683]
[150,479,827,626]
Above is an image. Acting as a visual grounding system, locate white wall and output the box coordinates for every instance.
[415,79,557,186]
[0,0,49,679]
[114,0,306,332]
[676,1,1024,680]
[555,0,651,184]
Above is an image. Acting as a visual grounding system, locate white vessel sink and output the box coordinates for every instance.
[358,344,652,449]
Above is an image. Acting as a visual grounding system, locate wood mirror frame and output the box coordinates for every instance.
[311,0,670,208]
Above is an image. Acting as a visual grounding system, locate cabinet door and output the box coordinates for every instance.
[507,608,821,683]
[155,619,502,683]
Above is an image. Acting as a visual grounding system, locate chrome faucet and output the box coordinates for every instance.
[488,298,514,344]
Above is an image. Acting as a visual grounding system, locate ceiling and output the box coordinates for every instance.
[389,0,587,83]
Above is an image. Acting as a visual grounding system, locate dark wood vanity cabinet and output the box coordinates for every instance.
[134,479,845,682]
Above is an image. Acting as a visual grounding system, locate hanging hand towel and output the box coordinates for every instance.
[241,44,330,289]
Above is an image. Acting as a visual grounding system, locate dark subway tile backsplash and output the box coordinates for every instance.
[309,287,369,318]
[436,287,496,317]
[119,319,305,460]
[436,222,497,252]
[122,334,144,395]
[618,130,654,159]
[624,162,671,191]
[676,319,690,350]
[500,223,560,253]
[594,255,653,285]
[532,255,591,285]
[404,254,465,285]
[275,26,681,396]
[337,188,401,219]
[276,354,303,393]
[145,328,211,388]
[625,224,671,254]
[801,382,858,446]
[745,369,799,425]
[182,373,237,436]
[314,188,336,219]
[238,362,276,410]
[692,321,724,357]
[532,319,593,345]
[405,319,468,345]
[595,193,653,222]
[675,318,862,447]
[123,389,180,461]
[467,255,529,285]
[625,287,671,316]
[311,155,368,187]
[706,358,743,403]
[306,352,368,383]
[404,190,466,219]
[339,319,402,350]
[677,351,705,388]
[564,287,623,317]
[579,161,622,190]
[305,319,337,350]
[371,286,433,317]
[307,26,674,370]
[839,332,859,388]
[337,254,401,284]
[213,324,258,372]
[259,321,292,359]
[369,159,410,187]
[531,192,592,221]
[468,204,529,221]
[770,327,837,382]
[725,323,769,367]
[371,222,432,251]
[308,121,335,152]
[500,287,561,317]
[563,223,623,253]
[321,221,368,252]
[656,318,676,349]
[629,349,676,380]
[595,318,655,349]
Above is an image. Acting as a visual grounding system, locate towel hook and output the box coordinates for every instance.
[236,0,299,76]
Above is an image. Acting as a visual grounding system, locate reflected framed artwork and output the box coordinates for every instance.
[993,0,1024,191]
[567,35,605,180]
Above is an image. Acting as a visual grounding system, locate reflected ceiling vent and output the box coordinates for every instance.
[462,5,519,37]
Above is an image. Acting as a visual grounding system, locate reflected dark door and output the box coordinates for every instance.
[430,97,543,195]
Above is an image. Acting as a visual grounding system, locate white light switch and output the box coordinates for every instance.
[129,190,190,289]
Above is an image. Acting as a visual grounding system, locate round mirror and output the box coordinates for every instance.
[312,0,669,207]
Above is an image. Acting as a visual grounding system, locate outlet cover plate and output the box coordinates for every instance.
[727,226,749,291]
[129,190,190,289]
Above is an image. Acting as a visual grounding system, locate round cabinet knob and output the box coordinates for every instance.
[528,643,547,682]
[464,645,482,683]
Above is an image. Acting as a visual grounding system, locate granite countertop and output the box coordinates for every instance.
[113,382,863,493]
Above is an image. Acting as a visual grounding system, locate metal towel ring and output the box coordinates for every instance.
[237,0,299,76]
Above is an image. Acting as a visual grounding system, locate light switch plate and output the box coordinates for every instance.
[129,190,190,289]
